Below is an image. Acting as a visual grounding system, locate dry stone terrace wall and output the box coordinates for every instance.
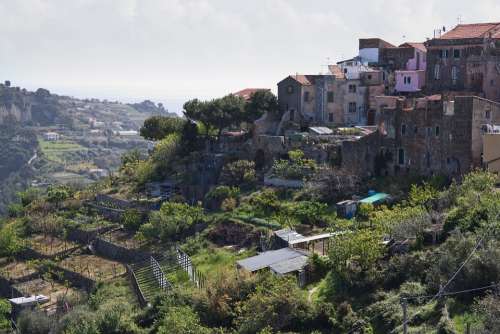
[92,237,150,263]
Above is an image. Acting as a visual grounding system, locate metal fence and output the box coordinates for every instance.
[150,256,172,291]
[176,247,206,289]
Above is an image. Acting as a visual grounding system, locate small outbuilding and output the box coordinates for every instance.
[336,199,358,219]
[43,132,60,141]
[236,247,309,275]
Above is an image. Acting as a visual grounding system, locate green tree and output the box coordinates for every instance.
[244,90,280,123]
[236,275,313,333]
[141,202,204,241]
[122,209,143,231]
[0,221,23,257]
[140,116,185,141]
[46,185,71,207]
[184,94,246,139]
[157,306,210,334]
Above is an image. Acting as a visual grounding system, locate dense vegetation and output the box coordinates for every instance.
[0,90,499,333]
[0,125,38,216]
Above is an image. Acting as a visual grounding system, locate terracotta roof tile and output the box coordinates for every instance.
[400,42,427,52]
[328,65,346,79]
[233,88,270,100]
[291,75,314,85]
[440,23,500,39]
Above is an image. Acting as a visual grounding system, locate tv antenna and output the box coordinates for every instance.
[457,15,462,25]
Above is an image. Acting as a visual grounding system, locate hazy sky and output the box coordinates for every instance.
[1,0,500,113]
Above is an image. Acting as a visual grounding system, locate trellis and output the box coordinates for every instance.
[150,256,172,291]
[176,247,206,289]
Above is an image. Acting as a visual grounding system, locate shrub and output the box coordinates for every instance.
[0,299,11,332]
[220,160,256,187]
[205,186,240,210]
[157,306,211,334]
[142,202,204,241]
[122,209,143,231]
[271,150,316,180]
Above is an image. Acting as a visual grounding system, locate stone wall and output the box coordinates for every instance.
[93,238,150,263]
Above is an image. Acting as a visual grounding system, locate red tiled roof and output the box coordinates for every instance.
[233,88,270,100]
[400,42,426,52]
[328,65,346,79]
[440,23,500,39]
[291,75,314,85]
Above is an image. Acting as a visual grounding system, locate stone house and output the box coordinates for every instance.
[358,95,500,177]
[277,74,343,126]
[277,66,384,127]
[425,22,500,101]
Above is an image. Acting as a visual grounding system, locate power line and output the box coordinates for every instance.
[390,223,494,334]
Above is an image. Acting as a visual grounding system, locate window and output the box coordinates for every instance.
[287,85,294,94]
[426,152,431,168]
[414,125,418,134]
[404,76,412,85]
[435,126,440,137]
[327,91,334,103]
[348,102,357,113]
[451,66,459,84]
[426,127,431,136]
[304,91,310,102]
[401,124,407,136]
[328,113,334,122]
[367,74,372,80]
[398,148,405,165]
[434,64,441,80]
[439,49,449,58]
[348,84,357,93]
[453,49,460,58]
[344,68,348,74]
[486,110,491,119]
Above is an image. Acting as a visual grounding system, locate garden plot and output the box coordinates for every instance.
[28,235,80,257]
[13,278,79,314]
[101,229,146,250]
[0,260,37,281]
[58,255,125,281]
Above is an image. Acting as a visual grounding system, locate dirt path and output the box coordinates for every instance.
[308,286,319,303]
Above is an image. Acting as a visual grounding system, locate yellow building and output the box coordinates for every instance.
[483,133,500,172]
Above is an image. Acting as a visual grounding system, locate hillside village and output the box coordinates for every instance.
[0,22,500,334]
[0,83,172,215]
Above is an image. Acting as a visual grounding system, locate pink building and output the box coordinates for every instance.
[395,70,426,92]
[395,43,427,92]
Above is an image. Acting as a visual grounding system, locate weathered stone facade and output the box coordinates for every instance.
[277,71,384,127]
[424,23,500,101]
[370,95,500,176]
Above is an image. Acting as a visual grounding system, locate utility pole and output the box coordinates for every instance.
[401,297,408,334]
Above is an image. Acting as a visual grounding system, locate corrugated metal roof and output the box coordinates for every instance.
[309,127,334,135]
[274,228,304,243]
[288,231,348,245]
[270,255,309,275]
[359,192,390,204]
[236,248,308,273]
